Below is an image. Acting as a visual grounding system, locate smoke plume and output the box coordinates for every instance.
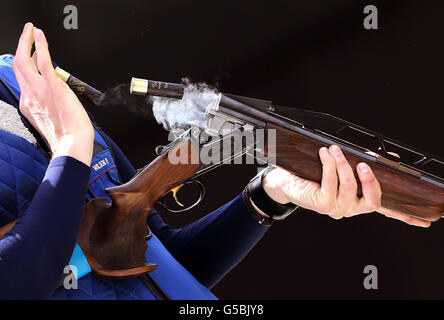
[96,83,154,119]
[98,79,219,137]
[150,79,219,134]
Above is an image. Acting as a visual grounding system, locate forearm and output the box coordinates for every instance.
[0,156,90,299]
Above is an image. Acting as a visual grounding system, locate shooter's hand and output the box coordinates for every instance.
[12,23,94,166]
[262,144,430,227]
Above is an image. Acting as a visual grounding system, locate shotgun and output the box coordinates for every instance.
[78,75,444,278]
[1,70,443,279]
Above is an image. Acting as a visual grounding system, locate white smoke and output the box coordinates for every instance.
[150,80,219,136]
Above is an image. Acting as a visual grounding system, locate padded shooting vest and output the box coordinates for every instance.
[0,54,217,300]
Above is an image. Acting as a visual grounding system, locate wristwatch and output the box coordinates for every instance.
[243,166,299,226]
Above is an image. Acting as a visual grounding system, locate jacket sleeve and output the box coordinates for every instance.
[148,194,269,288]
[0,156,90,299]
[99,128,269,288]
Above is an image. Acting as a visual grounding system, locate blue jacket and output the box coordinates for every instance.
[0,54,268,299]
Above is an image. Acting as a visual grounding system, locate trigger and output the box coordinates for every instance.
[170,184,185,207]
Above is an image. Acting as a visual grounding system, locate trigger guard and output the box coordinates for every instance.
[155,180,205,214]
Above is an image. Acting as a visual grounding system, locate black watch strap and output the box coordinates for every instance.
[244,167,299,225]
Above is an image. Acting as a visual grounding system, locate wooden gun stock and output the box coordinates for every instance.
[266,123,444,221]
[77,137,201,278]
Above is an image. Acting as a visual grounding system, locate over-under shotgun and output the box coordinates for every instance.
[1,71,443,279]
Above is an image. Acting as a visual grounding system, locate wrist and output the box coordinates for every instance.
[261,167,292,204]
[51,130,94,167]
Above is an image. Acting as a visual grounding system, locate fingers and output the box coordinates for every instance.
[377,207,431,228]
[355,162,382,213]
[328,145,357,215]
[309,145,430,227]
[317,147,338,212]
[326,146,428,228]
[34,28,56,80]
[32,50,38,69]
[13,23,39,84]
[13,65,31,94]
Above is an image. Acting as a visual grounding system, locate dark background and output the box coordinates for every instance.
[1,0,444,299]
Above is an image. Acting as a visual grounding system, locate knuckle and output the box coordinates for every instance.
[341,176,357,191]
[12,58,21,70]
[343,179,357,191]
[38,54,49,65]
[37,61,48,71]
[40,60,55,75]
[361,172,374,183]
